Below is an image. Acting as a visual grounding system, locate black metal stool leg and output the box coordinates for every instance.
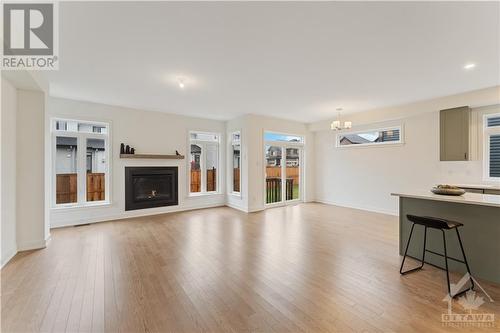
[421,226,427,268]
[400,223,427,275]
[456,228,474,291]
[442,230,452,296]
[400,223,415,274]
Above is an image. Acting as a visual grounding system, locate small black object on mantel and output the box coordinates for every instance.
[130,148,135,155]
[125,145,131,154]
[120,143,125,155]
[175,150,180,156]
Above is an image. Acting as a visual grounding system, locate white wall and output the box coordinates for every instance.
[48,97,226,228]
[312,86,500,215]
[1,78,18,266]
[17,90,47,250]
[1,73,48,267]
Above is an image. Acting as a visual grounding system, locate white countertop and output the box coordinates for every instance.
[391,191,500,208]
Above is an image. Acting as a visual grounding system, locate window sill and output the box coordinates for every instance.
[336,142,404,149]
[188,192,221,198]
[229,192,242,198]
[483,178,500,183]
[51,201,111,211]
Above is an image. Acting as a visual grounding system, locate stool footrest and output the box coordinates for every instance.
[425,249,466,264]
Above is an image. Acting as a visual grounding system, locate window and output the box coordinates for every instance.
[55,137,78,204]
[264,132,304,143]
[52,119,110,207]
[336,126,402,147]
[484,114,500,180]
[189,131,220,194]
[230,132,241,194]
[264,132,304,205]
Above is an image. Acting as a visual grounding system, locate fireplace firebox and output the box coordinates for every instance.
[125,167,178,211]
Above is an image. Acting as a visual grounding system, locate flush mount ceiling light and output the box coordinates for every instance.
[177,78,185,89]
[165,74,201,90]
[463,63,476,70]
[330,108,352,131]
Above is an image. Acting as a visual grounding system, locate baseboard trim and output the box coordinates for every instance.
[248,205,268,213]
[314,199,397,216]
[1,248,18,269]
[50,202,226,228]
[17,239,48,252]
[225,203,249,212]
[247,206,265,213]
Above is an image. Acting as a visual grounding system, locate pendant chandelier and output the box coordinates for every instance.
[330,108,352,131]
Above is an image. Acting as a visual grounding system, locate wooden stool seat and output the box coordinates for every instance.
[407,215,463,229]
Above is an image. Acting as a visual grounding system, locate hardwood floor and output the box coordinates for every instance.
[2,203,499,332]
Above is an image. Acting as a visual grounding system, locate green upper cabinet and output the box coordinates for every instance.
[440,106,470,161]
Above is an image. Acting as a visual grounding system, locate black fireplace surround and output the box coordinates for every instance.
[125,167,178,211]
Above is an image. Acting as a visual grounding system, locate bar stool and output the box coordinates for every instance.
[400,215,474,298]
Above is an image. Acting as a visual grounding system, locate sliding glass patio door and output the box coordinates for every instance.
[265,143,302,205]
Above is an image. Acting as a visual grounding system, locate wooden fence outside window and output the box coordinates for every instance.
[56,173,105,204]
[266,166,299,183]
[233,168,240,192]
[190,168,217,192]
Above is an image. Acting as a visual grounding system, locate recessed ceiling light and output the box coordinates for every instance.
[464,63,476,70]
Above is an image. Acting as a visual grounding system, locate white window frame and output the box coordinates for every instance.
[263,131,305,207]
[229,131,241,196]
[335,125,404,148]
[483,113,500,181]
[188,131,221,196]
[51,118,111,209]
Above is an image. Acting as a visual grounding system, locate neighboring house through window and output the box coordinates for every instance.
[336,126,402,147]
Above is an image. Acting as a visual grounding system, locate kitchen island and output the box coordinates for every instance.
[392,191,500,283]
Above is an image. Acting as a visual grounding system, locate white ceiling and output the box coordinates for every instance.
[47,1,500,123]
